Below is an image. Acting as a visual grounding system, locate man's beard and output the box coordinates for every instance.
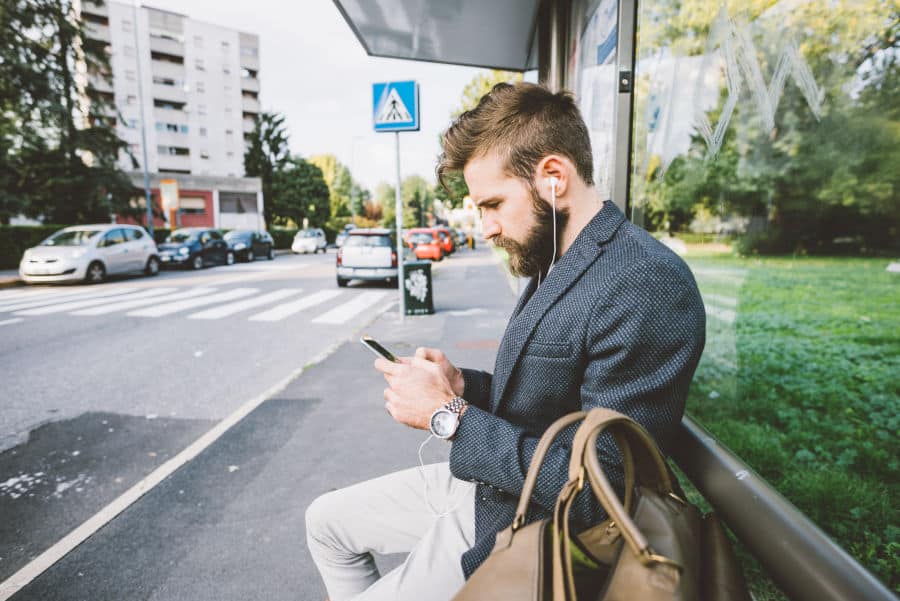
[493,186,569,278]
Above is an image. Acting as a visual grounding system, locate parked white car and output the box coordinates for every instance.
[292,228,328,254]
[19,224,160,284]
[335,228,414,287]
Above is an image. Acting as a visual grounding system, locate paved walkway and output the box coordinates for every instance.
[9,245,518,601]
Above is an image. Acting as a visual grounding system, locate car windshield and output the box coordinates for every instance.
[298,230,318,238]
[224,231,251,241]
[409,233,433,244]
[344,234,392,247]
[166,231,197,243]
[41,229,101,246]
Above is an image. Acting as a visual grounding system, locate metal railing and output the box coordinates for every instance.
[672,416,895,601]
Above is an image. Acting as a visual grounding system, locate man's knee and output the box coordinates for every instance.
[306,490,341,544]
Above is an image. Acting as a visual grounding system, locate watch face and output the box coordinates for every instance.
[431,410,457,438]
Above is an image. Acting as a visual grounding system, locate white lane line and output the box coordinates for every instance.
[0,286,126,311]
[187,288,304,320]
[0,287,139,313]
[15,288,176,316]
[0,337,349,601]
[703,292,738,308]
[248,290,343,322]
[0,318,23,327]
[0,288,68,301]
[71,288,212,316]
[311,291,388,324]
[706,305,737,324]
[128,288,258,317]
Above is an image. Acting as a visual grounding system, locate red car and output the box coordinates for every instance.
[434,226,456,255]
[404,228,444,261]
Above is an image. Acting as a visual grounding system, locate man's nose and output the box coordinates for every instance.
[481,216,500,240]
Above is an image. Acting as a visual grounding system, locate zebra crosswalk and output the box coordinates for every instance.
[0,284,392,325]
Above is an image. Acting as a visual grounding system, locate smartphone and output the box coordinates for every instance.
[360,335,398,362]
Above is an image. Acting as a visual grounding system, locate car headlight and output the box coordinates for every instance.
[178,247,190,255]
[70,248,87,259]
[234,243,246,250]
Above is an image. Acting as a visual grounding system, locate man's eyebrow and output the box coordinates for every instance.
[475,196,502,208]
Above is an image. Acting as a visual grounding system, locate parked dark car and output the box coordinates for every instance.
[158,228,234,270]
[224,230,275,262]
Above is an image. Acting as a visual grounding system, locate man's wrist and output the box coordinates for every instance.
[452,368,466,397]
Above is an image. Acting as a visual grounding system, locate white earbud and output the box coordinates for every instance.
[548,176,559,191]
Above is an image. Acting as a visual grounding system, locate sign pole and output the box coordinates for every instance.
[394,131,405,320]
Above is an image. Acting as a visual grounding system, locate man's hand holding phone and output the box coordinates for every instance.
[365,338,465,431]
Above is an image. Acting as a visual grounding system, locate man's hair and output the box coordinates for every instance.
[437,82,594,191]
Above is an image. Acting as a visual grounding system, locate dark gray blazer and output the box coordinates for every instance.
[449,200,706,578]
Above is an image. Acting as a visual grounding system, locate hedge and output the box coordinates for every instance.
[0,225,73,270]
[270,227,299,250]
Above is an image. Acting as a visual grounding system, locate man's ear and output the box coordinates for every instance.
[535,155,568,199]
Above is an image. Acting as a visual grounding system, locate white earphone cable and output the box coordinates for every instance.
[417,434,465,518]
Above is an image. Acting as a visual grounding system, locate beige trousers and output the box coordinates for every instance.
[305,462,476,601]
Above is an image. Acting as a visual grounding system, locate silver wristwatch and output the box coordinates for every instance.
[429,396,468,440]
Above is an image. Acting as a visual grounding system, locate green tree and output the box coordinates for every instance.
[439,70,524,207]
[401,175,436,227]
[270,157,330,228]
[244,111,290,227]
[1,0,135,224]
[308,154,353,220]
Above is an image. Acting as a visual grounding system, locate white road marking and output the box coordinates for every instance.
[71,288,214,315]
[128,288,258,317]
[706,305,737,324]
[187,288,304,319]
[0,338,348,601]
[0,287,139,313]
[15,288,176,316]
[0,286,129,311]
[311,291,388,324]
[0,318,23,327]
[0,287,70,302]
[703,293,738,308]
[248,290,343,322]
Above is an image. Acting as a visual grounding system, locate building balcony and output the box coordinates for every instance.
[157,153,192,172]
[150,60,186,80]
[153,107,188,123]
[239,54,260,72]
[83,22,110,42]
[243,118,256,134]
[240,77,260,93]
[88,75,114,94]
[152,83,187,104]
[82,1,108,16]
[155,129,190,147]
[241,97,261,114]
[149,35,184,57]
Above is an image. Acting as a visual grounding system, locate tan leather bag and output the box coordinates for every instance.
[453,409,751,601]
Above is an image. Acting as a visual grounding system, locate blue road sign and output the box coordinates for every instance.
[373,81,420,132]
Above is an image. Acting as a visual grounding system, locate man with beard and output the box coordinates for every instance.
[305,82,706,601]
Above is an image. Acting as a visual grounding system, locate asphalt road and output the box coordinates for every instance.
[0,251,404,584]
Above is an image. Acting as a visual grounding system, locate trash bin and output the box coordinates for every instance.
[402,260,434,315]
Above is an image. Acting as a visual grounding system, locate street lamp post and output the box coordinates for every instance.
[349,135,364,225]
[131,1,153,236]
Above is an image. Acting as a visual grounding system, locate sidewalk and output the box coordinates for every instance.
[15,245,519,601]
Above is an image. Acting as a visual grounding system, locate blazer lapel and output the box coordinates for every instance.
[489,201,626,413]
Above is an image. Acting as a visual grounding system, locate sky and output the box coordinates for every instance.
[142,0,492,193]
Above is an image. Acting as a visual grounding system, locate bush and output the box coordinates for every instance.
[269,227,298,249]
[0,225,72,269]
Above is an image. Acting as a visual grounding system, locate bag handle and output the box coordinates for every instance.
[582,419,681,569]
[511,410,642,531]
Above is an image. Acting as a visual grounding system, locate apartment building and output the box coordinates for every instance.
[79,1,264,229]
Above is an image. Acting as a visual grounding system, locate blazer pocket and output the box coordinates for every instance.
[524,339,573,358]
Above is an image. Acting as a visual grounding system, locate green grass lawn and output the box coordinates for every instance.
[684,250,899,597]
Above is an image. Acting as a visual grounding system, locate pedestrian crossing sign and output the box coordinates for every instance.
[373,81,419,132]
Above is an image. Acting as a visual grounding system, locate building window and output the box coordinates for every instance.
[241,68,257,79]
[157,145,189,156]
[121,19,132,32]
[241,46,258,58]
[195,58,205,71]
[123,45,135,57]
[196,81,205,93]
[125,70,136,81]
[197,104,206,116]
[219,192,258,214]
[126,94,137,105]
[221,41,230,51]
[200,150,210,159]
[180,124,188,134]
[226,151,234,158]
[180,197,206,214]
[225,129,233,136]
[152,76,181,87]
[199,127,207,137]
[223,65,231,75]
